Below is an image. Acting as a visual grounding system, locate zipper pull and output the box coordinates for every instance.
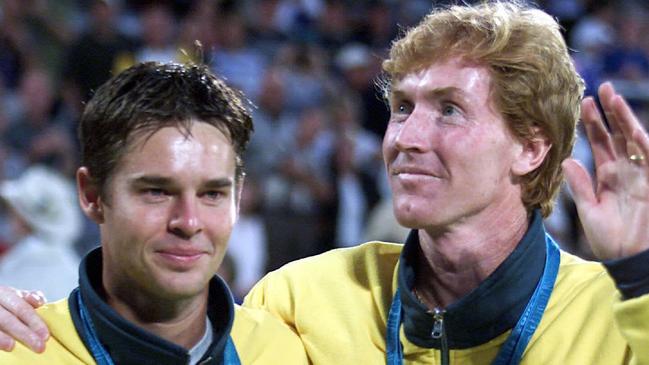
[431,308,445,339]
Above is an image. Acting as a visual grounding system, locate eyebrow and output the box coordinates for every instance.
[129,175,233,189]
[390,86,470,101]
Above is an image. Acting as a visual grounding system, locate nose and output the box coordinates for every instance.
[168,195,203,239]
[393,107,430,153]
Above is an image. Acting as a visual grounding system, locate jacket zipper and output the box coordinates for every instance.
[431,308,449,365]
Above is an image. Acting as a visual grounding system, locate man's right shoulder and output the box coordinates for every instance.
[232,305,308,364]
[0,299,94,364]
[243,241,403,313]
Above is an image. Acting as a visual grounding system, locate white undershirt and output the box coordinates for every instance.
[188,317,213,365]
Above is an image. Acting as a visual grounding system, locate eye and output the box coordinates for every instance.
[144,188,166,197]
[390,101,413,124]
[442,104,459,116]
[397,103,412,114]
[201,190,226,202]
[140,187,170,203]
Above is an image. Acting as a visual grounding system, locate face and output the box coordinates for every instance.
[86,122,239,301]
[383,57,527,230]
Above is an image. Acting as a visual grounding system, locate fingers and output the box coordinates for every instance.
[19,291,46,309]
[0,287,49,353]
[633,128,649,167]
[598,82,647,159]
[0,333,15,352]
[562,159,596,209]
[581,97,616,166]
[0,306,44,353]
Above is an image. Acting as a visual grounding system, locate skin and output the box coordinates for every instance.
[77,121,240,348]
[383,57,550,308]
[2,75,649,353]
[563,82,649,259]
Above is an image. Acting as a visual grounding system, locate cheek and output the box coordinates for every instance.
[382,126,398,162]
[205,204,237,239]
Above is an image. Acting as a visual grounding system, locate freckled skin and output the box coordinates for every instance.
[96,123,239,302]
[383,57,526,231]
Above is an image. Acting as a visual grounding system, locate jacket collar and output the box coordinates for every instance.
[69,247,234,364]
[398,210,547,349]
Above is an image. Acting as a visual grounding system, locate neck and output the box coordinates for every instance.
[414,204,529,309]
[103,279,209,349]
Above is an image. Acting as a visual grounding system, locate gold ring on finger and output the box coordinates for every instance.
[629,154,646,164]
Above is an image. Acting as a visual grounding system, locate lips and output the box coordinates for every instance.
[391,166,440,177]
[155,248,207,267]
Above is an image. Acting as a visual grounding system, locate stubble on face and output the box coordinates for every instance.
[93,122,238,319]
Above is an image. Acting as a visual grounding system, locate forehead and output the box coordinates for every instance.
[391,57,492,101]
[115,123,236,181]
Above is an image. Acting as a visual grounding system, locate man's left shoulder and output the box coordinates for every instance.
[231,305,307,364]
[554,250,617,299]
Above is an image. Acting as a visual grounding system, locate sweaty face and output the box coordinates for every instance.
[383,57,527,230]
[98,122,238,300]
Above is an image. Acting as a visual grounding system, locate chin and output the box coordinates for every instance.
[393,197,430,228]
[154,272,212,299]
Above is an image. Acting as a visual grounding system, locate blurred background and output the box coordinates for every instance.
[0,0,647,301]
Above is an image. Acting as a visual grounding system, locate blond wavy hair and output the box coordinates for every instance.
[382,1,584,217]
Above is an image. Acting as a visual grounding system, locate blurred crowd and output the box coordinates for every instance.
[0,0,648,300]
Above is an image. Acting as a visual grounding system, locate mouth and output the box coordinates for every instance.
[391,167,440,178]
[155,249,207,266]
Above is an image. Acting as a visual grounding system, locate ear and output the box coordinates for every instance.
[511,129,552,176]
[77,167,105,224]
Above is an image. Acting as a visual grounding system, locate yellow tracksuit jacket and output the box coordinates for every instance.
[0,301,307,364]
[245,241,649,364]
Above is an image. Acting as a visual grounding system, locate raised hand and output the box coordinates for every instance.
[563,82,649,260]
[0,286,49,353]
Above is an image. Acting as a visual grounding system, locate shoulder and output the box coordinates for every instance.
[266,241,403,282]
[549,250,618,311]
[0,299,92,364]
[557,250,614,289]
[243,242,402,322]
[232,305,308,364]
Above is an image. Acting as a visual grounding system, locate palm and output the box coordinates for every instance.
[563,83,649,259]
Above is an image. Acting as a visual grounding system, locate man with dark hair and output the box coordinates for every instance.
[0,62,306,364]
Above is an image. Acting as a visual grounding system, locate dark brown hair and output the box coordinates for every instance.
[79,62,253,198]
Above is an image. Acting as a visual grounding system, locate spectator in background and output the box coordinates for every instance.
[330,97,382,247]
[177,0,220,64]
[245,0,287,59]
[0,0,28,92]
[227,179,268,299]
[0,165,81,301]
[351,0,398,54]
[335,42,391,138]
[602,8,649,81]
[275,42,330,112]
[264,106,335,270]
[135,2,180,63]
[3,68,77,176]
[63,0,135,103]
[211,11,267,101]
[569,0,615,95]
[313,0,350,51]
[247,67,297,179]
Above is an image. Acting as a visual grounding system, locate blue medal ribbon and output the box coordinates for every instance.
[386,235,560,365]
[75,290,241,365]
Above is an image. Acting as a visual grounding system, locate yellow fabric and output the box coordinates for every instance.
[244,241,647,364]
[0,300,308,364]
